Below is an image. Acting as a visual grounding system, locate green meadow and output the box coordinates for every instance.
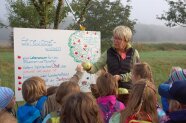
[1,44,186,93]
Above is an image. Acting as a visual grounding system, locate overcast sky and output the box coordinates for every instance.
[128,0,169,25]
[0,0,169,25]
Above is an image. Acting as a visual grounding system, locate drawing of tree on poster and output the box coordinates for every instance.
[68,31,100,63]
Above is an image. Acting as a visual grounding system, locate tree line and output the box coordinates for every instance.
[0,0,185,46]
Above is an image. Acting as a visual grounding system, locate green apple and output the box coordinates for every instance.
[82,62,92,71]
[118,88,129,94]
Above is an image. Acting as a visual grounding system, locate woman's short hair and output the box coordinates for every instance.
[113,25,132,43]
[96,73,118,96]
[22,76,47,103]
[55,81,80,104]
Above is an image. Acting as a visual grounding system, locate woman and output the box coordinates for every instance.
[83,25,140,90]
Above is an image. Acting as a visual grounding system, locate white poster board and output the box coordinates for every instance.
[14,28,100,101]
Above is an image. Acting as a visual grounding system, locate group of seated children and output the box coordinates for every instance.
[0,63,186,123]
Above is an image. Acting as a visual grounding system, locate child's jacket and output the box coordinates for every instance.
[97,95,125,123]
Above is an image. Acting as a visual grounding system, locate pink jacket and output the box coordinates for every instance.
[97,95,125,123]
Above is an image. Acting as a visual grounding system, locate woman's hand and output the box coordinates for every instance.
[114,75,122,82]
[82,62,92,71]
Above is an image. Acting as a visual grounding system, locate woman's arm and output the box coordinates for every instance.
[87,51,107,74]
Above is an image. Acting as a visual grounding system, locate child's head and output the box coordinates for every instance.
[170,66,182,75]
[22,76,47,104]
[132,62,154,83]
[96,72,118,96]
[55,81,80,105]
[169,99,181,112]
[60,92,103,123]
[47,86,58,96]
[0,87,15,111]
[120,79,158,123]
[168,69,186,83]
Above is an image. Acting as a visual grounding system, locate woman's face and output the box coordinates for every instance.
[113,36,127,50]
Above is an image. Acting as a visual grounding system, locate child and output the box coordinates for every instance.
[132,62,166,122]
[109,79,158,123]
[17,76,51,123]
[169,66,182,77]
[42,65,83,123]
[96,73,125,123]
[55,81,80,105]
[60,92,104,123]
[132,62,154,83]
[0,86,17,123]
[91,67,107,98]
[117,62,154,105]
[160,67,186,113]
[159,80,186,123]
[42,81,81,123]
[169,99,181,112]
[167,67,186,84]
[47,86,58,96]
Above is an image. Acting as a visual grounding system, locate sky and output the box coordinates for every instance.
[0,0,169,25]
[124,0,169,25]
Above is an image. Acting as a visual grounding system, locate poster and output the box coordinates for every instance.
[14,28,100,101]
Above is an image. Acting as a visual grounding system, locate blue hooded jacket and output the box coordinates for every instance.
[166,110,186,123]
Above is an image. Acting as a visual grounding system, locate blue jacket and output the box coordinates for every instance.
[166,109,186,123]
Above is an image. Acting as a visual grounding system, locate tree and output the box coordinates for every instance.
[0,22,8,28]
[69,0,136,39]
[6,0,68,29]
[157,0,186,27]
[6,0,92,29]
[4,0,92,47]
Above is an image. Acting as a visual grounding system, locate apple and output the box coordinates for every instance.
[82,62,92,71]
[118,88,129,94]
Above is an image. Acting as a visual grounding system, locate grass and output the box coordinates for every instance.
[0,48,14,87]
[140,50,186,86]
[1,45,186,96]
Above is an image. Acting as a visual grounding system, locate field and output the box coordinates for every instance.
[0,48,14,87]
[1,44,186,97]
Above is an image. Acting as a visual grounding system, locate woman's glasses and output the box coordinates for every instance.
[111,37,123,42]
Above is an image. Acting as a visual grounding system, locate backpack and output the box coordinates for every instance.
[42,111,60,123]
[128,112,152,123]
[98,100,120,123]
[128,120,152,123]
[17,96,48,123]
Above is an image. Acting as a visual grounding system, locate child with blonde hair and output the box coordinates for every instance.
[17,76,51,123]
[96,73,125,123]
[0,87,17,123]
[60,92,103,123]
[110,79,158,123]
